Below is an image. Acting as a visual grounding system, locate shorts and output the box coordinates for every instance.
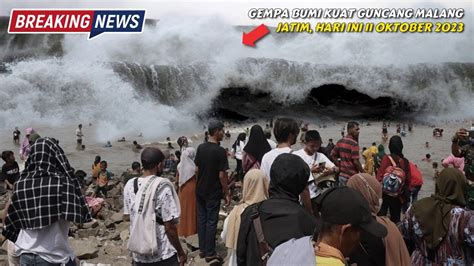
[77,139,82,145]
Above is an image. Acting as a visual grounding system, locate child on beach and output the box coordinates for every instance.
[94,161,112,198]
[1,151,20,190]
[91,155,101,180]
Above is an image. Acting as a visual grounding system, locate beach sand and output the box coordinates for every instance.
[1,120,470,199]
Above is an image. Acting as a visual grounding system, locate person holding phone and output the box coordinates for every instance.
[294,130,338,214]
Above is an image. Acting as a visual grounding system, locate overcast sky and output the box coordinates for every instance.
[1,0,472,26]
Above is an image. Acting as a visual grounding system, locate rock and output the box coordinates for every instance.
[77,227,100,238]
[108,231,121,241]
[116,221,130,232]
[185,234,199,251]
[70,239,99,259]
[104,219,116,229]
[110,212,123,224]
[103,244,123,255]
[120,229,129,241]
[81,219,99,229]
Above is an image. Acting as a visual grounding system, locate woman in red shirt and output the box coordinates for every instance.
[376,136,411,223]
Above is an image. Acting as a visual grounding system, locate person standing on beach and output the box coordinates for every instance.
[294,130,337,214]
[75,124,84,147]
[123,147,187,266]
[237,154,316,265]
[176,147,198,237]
[376,136,411,223]
[331,121,364,186]
[260,118,312,213]
[3,137,91,265]
[242,125,272,173]
[91,156,101,181]
[231,133,246,181]
[194,121,230,263]
[13,127,20,145]
[451,128,473,181]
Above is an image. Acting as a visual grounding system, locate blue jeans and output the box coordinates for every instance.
[20,253,75,266]
[196,194,221,257]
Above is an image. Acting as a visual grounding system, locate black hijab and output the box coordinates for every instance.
[388,135,410,182]
[269,153,310,201]
[389,135,404,158]
[243,125,272,163]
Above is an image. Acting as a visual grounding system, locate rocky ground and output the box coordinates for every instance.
[0,172,237,266]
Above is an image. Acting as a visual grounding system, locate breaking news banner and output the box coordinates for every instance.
[0,1,473,265]
[8,9,146,39]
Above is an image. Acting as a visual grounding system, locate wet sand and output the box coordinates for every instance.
[0,120,470,199]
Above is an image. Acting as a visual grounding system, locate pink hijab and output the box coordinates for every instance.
[19,128,35,160]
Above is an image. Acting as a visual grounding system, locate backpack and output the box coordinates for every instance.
[127,176,163,255]
[250,203,273,266]
[382,156,406,197]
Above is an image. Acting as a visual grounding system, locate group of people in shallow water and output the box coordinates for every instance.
[0,118,472,266]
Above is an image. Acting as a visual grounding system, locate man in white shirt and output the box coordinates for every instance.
[293,130,338,214]
[123,147,186,266]
[260,118,312,213]
[75,124,84,146]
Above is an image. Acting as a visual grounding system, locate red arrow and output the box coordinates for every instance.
[242,24,270,47]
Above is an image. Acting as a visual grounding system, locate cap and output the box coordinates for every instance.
[316,186,387,238]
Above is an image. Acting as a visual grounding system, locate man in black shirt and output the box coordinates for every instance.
[194,120,230,262]
[1,151,20,190]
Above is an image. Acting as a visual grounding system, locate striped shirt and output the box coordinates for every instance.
[331,135,360,179]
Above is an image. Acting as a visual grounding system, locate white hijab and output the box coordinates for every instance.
[178,147,196,187]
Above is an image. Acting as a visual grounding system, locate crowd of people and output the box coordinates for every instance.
[0,118,472,266]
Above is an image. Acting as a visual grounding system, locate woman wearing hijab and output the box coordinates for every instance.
[373,144,386,173]
[237,153,316,265]
[19,128,35,160]
[376,136,411,223]
[242,125,272,173]
[399,168,474,265]
[3,137,91,264]
[347,173,411,266]
[221,169,269,266]
[176,147,197,237]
